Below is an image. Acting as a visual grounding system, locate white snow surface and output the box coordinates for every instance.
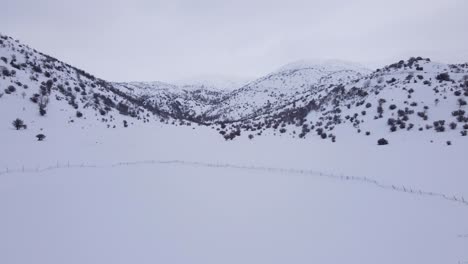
[1,122,467,264]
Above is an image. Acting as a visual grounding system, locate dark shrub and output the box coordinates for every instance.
[30,94,40,103]
[377,106,383,116]
[1,68,10,76]
[397,109,406,117]
[39,107,46,116]
[417,112,427,119]
[377,138,388,145]
[36,134,46,141]
[32,64,42,73]
[7,85,16,93]
[435,126,445,132]
[117,102,129,115]
[458,98,467,107]
[12,118,25,130]
[435,72,451,82]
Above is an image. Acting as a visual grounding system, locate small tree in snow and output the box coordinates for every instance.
[12,118,25,130]
[36,134,46,141]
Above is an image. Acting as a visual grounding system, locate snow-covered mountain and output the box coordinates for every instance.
[1,33,467,145]
[221,57,468,144]
[202,60,371,121]
[112,81,230,122]
[174,74,251,91]
[0,34,162,134]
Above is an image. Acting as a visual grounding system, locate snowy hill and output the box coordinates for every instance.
[174,74,251,91]
[0,34,160,134]
[276,59,371,73]
[1,34,467,145]
[202,60,370,122]
[112,81,230,122]
[215,58,468,145]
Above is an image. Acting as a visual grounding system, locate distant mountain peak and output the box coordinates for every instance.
[173,74,252,91]
[276,59,372,74]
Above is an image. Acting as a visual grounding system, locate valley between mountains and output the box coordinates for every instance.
[1,33,467,264]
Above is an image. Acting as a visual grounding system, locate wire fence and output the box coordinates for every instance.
[1,159,467,207]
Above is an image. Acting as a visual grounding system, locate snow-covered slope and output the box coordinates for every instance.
[1,121,467,264]
[217,58,468,145]
[112,81,229,122]
[0,34,158,133]
[1,34,467,145]
[174,74,251,91]
[203,60,370,121]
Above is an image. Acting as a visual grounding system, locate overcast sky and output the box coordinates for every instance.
[3,0,468,82]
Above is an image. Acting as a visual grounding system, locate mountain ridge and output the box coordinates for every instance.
[1,33,467,144]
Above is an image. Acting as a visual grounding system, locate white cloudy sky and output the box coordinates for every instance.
[3,0,468,82]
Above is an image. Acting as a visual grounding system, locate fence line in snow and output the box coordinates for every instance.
[0,159,467,207]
